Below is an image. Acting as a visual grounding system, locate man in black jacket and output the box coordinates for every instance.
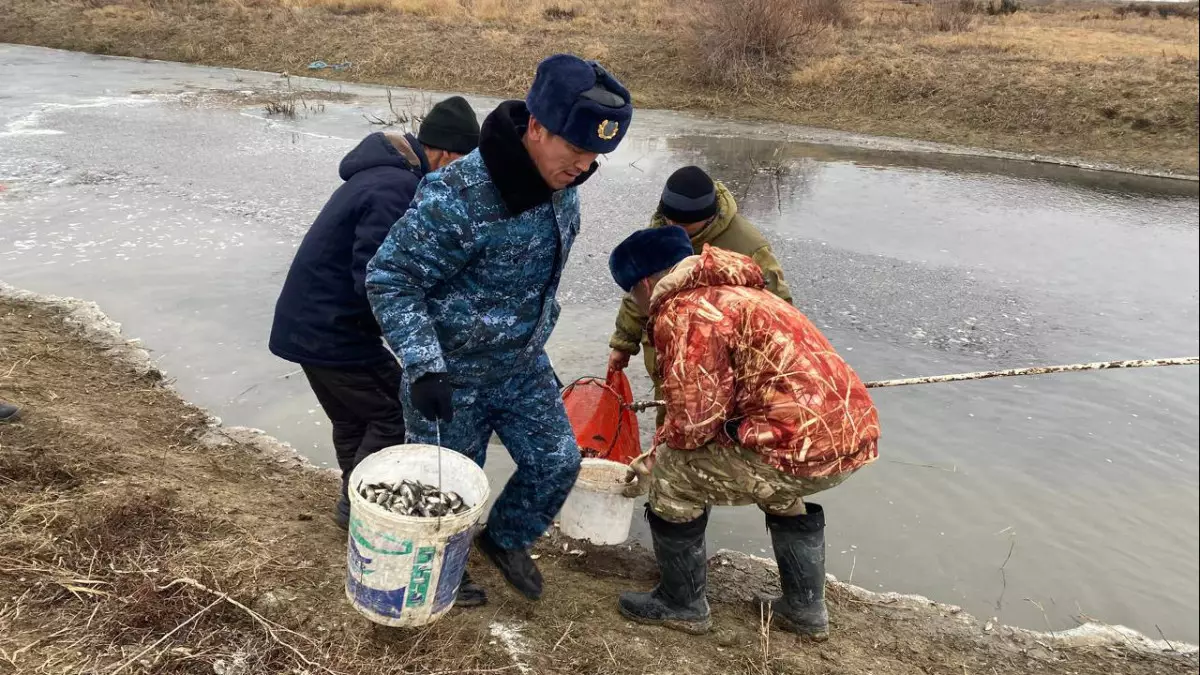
[269,97,480,532]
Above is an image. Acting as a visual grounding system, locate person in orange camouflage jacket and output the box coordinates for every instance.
[607,226,880,639]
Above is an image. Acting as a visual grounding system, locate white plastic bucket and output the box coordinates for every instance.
[558,458,637,545]
[345,444,489,627]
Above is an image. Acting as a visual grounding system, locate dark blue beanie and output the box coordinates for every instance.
[526,54,632,154]
[609,226,694,292]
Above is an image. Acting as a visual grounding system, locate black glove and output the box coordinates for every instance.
[411,373,454,422]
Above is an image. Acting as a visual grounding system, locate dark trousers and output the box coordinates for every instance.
[303,361,407,518]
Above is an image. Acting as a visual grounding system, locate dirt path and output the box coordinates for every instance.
[1,290,1195,674]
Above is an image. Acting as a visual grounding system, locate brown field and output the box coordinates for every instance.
[0,0,1197,173]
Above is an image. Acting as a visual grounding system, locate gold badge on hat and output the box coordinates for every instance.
[597,120,619,141]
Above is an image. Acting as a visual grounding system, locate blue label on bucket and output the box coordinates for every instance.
[347,538,407,618]
[432,529,473,612]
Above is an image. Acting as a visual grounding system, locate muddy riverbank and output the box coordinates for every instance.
[2,288,1196,674]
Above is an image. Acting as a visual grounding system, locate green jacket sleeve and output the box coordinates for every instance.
[752,246,793,304]
[608,293,648,355]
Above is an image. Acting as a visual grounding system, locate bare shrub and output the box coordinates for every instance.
[310,0,391,13]
[685,0,847,89]
[986,0,1020,15]
[805,0,856,27]
[543,5,578,20]
[364,89,429,130]
[953,0,1018,16]
[263,96,296,117]
[1113,1,1199,19]
[930,0,974,32]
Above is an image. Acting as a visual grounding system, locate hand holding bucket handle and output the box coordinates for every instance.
[623,448,656,498]
[412,373,454,422]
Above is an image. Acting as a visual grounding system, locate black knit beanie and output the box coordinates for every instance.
[417,96,480,155]
[658,165,717,224]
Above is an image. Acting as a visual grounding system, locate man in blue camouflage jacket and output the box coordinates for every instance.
[366,54,633,603]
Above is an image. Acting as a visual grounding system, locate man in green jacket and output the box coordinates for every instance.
[607,166,792,424]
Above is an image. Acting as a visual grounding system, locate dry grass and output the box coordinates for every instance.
[930,0,976,32]
[285,0,670,27]
[684,0,847,90]
[0,0,1196,172]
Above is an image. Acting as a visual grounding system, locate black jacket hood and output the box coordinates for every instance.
[339,132,429,181]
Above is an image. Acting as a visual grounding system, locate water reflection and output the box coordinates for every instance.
[668,134,1200,199]
[657,136,822,215]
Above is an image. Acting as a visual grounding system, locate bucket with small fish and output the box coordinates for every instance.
[345,444,489,627]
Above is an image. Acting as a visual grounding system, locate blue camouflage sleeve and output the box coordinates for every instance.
[366,177,474,382]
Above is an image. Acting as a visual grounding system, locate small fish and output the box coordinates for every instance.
[356,479,471,518]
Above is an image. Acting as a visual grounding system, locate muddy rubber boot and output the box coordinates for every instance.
[455,570,488,608]
[761,504,829,640]
[332,496,351,531]
[618,507,712,635]
[332,473,352,531]
[332,441,359,531]
[475,527,543,601]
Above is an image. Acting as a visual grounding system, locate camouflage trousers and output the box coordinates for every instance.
[648,443,853,523]
[404,353,582,551]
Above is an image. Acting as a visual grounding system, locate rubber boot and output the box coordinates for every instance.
[333,477,352,531]
[762,504,829,640]
[475,526,543,601]
[332,499,350,531]
[455,569,488,608]
[618,506,711,635]
[332,442,357,531]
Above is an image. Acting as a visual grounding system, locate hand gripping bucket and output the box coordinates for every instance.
[558,458,637,545]
[345,444,490,627]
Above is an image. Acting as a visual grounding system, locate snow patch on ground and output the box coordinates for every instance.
[488,621,532,675]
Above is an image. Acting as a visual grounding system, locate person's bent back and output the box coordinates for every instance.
[654,245,878,477]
